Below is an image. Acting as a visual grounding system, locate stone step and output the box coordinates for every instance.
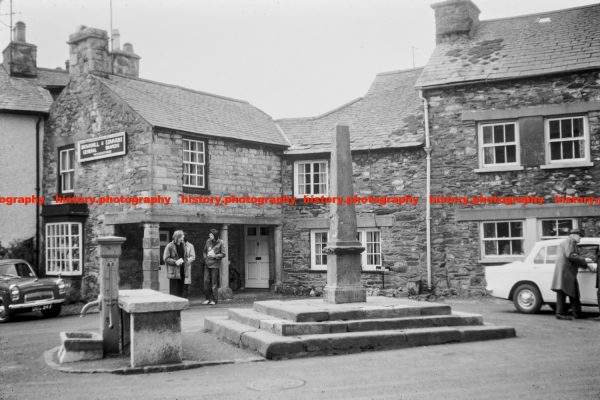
[252,298,452,323]
[205,316,516,360]
[228,308,484,336]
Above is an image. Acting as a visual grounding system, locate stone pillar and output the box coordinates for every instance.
[323,125,366,304]
[272,225,283,292]
[218,224,233,300]
[97,236,126,354]
[142,223,160,291]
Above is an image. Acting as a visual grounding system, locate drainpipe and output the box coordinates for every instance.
[418,90,432,291]
[35,115,43,274]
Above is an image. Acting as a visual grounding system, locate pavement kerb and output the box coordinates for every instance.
[44,346,265,375]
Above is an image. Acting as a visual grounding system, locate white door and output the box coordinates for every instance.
[245,226,270,288]
[158,230,170,294]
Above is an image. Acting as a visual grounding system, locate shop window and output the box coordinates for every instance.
[310,229,382,271]
[45,222,82,276]
[58,146,75,195]
[478,122,520,169]
[539,219,576,240]
[183,138,207,191]
[294,160,328,198]
[545,116,590,166]
[481,221,524,258]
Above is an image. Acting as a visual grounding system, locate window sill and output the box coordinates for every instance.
[182,186,211,195]
[540,162,593,170]
[478,257,524,264]
[474,165,524,173]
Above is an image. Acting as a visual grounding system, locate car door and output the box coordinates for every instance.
[576,244,598,305]
[532,244,558,302]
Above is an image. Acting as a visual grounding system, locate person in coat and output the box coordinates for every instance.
[182,234,196,298]
[202,228,225,305]
[591,248,600,321]
[163,230,195,298]
[551,229,590,320]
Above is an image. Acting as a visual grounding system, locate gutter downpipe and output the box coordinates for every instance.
[419,90,432,291]
[35,115,43,274]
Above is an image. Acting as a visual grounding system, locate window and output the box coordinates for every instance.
[294,160,328,197]
[45,222,82,275]
[545,116,589,165]
[479,122,519,167]
[481,221,524,257]
[310,229,382,270]
[183,138,206,189]
[533,245,558,264]
[357,230,382,270]
[59,147,75,194]
[311,230,328,270]
[539,219,576,240]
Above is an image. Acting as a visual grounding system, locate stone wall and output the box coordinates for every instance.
[281,147,427,295]
[43,74,153,299]
[424,70,600,294]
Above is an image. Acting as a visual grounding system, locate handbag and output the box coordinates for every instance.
[167,264,181,279]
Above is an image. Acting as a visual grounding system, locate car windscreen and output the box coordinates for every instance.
[0,263,35,278]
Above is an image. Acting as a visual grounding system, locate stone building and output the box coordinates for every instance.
[42,26,288,299]
[0,21,68,266]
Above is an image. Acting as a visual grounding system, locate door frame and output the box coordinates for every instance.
[244,225,271,288]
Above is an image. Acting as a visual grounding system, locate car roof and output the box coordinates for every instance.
[0,259,28,265]
[537,238,600,246]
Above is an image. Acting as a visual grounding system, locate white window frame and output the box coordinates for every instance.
[45,222,83,276]
[59,147,75,194]
[478,121,520,169]
[544,116,590,167]
[310,228,382,271]
[538,218,577,240]
[480,220,525,259]
[183,138,206,189]
[294,160,328,198]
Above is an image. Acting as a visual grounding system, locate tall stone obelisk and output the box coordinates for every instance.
[323,125,366,304]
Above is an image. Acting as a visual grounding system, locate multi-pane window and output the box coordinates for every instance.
[533,245,559,264]
[311,230,328,270]
[357,230,382,270]
[479,122,519,167]
[546,116,588,163]
[311,229,382,270]
[481,221,524,257]
[183,139,206,189]
[540,219,575,240]
[59,147,75,194]
[45,222,82,275]
[295,160,328,197]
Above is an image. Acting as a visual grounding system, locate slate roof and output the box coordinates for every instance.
[416,3,600,88]
[94,74,289,147]
[0,65,54,113]
[277,67,424,154]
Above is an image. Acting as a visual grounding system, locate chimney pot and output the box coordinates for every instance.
[112,29,120,51]
[14,21,26,42]
[123,43,134,53]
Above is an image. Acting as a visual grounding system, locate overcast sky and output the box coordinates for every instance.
[1,0,598,118]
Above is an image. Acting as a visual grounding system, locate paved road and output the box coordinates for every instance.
[1,299,599,400]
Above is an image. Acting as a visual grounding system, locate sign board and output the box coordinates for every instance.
[77,132,127,163]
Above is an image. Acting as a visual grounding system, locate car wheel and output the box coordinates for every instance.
[513,283,542,314]
[0,300,11,323]
[41,304,62,319]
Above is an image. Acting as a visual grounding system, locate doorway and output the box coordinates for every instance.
[245,226,270,288]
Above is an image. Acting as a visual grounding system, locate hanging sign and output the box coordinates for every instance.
[77,132,127,163]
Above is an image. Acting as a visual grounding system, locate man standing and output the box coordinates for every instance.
[203,228,225,305]
[551,229,590,320]
[163,230,188,297]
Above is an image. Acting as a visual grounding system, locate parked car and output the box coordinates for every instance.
[0,259,66,322]
[485,238,599,314]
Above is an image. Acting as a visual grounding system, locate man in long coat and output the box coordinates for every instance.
[551,229,589,320]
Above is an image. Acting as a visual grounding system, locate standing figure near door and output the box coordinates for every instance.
[163,230,191,297]
[203,228,225,305]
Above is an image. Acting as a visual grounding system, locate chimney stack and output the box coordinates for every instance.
[68,25,110,77]
[110,39,141,78]
[2,21,38,77]
[431,0,480,44]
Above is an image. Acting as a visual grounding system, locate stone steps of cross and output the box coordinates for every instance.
[227,308,484,336]
[204,315,516,360]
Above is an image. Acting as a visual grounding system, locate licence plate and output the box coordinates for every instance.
[32,304,52,312]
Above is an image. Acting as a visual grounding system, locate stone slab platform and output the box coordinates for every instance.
[252,298,451,322]
[205,298,516,359]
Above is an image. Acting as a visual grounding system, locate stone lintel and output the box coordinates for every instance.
[104,211,282,226]
[456,203,600,221]
[296,215,394,229]
[461,101,600,122]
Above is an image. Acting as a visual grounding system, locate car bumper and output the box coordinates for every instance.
[9,298,65,310]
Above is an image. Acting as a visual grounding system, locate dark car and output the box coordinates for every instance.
[0,259,66,323]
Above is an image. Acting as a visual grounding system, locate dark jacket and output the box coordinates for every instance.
[551,237,588,297]
[203,238,225,269]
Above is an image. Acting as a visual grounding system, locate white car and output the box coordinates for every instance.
[485,238,599,313]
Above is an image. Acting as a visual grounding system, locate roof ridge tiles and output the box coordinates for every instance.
[376,66,425,76]
[481,2,600,23]
[275,97,363,122]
